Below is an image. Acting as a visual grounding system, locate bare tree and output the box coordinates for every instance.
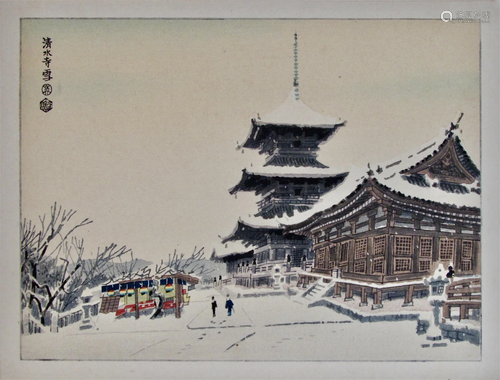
[108,247,209,284]
[163,246,214,276]
[20,203,132,326]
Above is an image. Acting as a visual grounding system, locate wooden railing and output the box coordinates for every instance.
[311,267,332,276]
[443,278,481,321]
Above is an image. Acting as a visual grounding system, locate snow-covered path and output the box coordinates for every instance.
[21,287,480,361]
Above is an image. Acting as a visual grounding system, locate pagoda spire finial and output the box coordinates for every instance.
[293,32,299,100]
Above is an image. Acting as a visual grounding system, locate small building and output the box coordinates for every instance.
[100,273,199,318]
[101,278,155,318]
[157,273,199,318]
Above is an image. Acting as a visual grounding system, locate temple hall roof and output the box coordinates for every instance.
[286,175,480,236]
[276,122,480,229]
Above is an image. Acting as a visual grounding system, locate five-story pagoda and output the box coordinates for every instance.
[219,34,349,288]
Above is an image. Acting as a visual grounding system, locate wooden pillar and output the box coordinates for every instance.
[459,304,468,321]
[454,238,461,273]
[403,285,414,306]
[412,236,419,274]
[432,235,440,263]
[134,288,140,319]
[350,220,357,235]
[366,237,373,274]
[175,279,183,319]
[442,303,450,319]
[333,282,342,298]
[347,241,354,273]
[372,289,383,309]
[344,284,353,301]
[473,240,481,275]
[359,287,368,306]
[386,235,394,276]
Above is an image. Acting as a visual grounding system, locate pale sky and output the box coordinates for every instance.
[21,19,480,263]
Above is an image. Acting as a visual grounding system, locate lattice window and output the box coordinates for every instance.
[317,247,326,269]
[374,235,386,256]
[419,260,431,272]
[395,236,413,256]
[354,260,366,273]
[329,245,337,269]
[340,242,349,262]
[372,258,384,274]
[460,260,472,271]
[394,258,411,273]
[439,239,455,261]
[354,238,367,260]
[462,240,473,259]
[420,237,433,257]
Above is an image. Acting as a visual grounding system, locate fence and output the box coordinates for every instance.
[58,310,84,329]
[442,278,481,321]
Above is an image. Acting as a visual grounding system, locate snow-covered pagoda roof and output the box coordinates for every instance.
[229,168,349,195]
[258,89,344,127]
[240,89,345,150]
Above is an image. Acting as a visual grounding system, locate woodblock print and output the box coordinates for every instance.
[18,18,483,363]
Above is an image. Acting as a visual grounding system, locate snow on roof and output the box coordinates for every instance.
[227,120,479,239]
[255,89,344,127]
[373,127,480,208]
[332,277,426,290]
[275,165,369,226]
[278,127,480,227]
[213,239,257,259]
[219,217,284,244]
[243,164,348,177]
[375,170,480,208]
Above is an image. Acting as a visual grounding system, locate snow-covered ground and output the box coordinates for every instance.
[21,286,480,361]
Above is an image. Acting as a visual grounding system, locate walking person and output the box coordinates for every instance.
[225,295,234,316]
[211,296,217,317]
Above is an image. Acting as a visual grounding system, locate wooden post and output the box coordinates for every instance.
[403,285,414,306]
[175,279,183,319]
[459,304,468,321]
[134,288,139,319]
[344,284,353,301]
[442,303,450,319]
[333,282,342,298]
[359,287,367,306]
[372,289,383,309]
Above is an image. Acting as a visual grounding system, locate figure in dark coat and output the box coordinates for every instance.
[225,295,234,316]
[446,266,455,279]
[211,296,217,317]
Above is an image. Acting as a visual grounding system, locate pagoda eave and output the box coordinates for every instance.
[229,170,349,195]
[241,119,345,150]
